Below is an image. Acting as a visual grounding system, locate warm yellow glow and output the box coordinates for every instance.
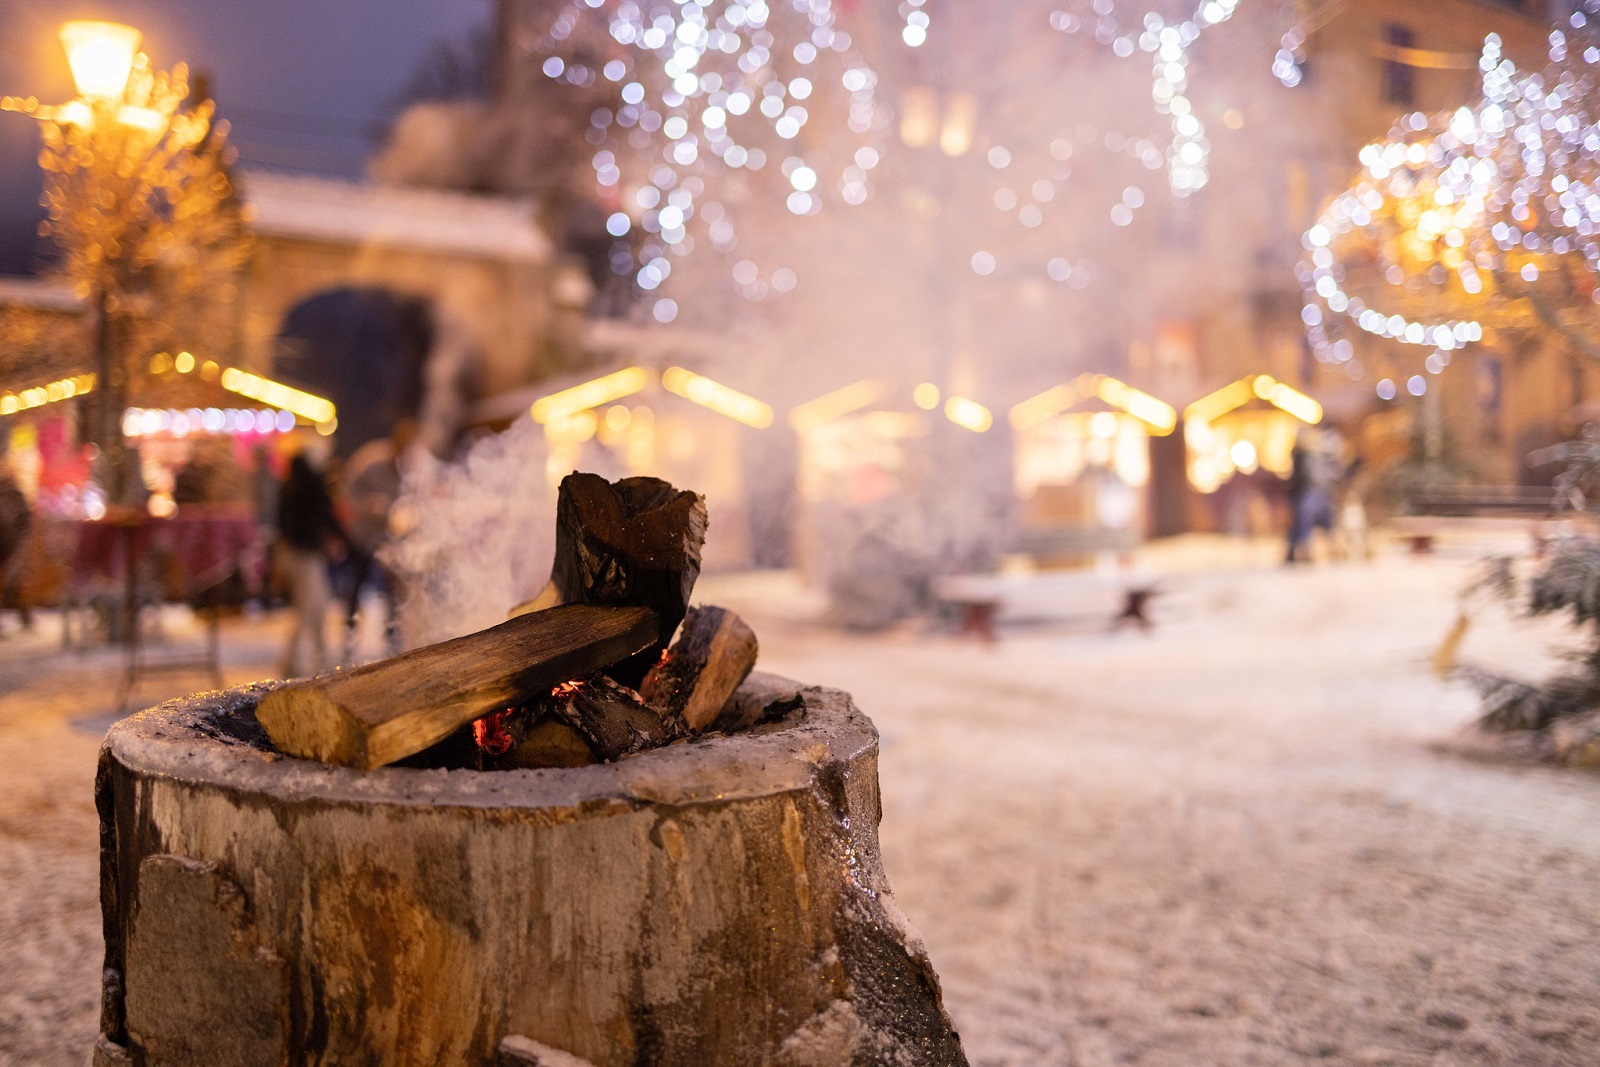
[0,373,95,416]
[1188,375,1322,427]
[913,383,940,410]
[940,93,978,157]
[219,367,336,425]
[862,411,928,438]
[661,366,774,428]
[530,366,651,424]
[200,360,219,380]
[1184,375,1313,492]
[1092,376,1177,434]
[899,87,938,148]
[55,99,94,128]
[789,379,884,431]
[1009,384,1078,430]
[944,395,993,432]
[59,21,141,101]
[1264,381,1323,424]
[116,104,165,132]
[1011,375,1176,435]
[1183,379,1258,426]
[315,417,338,437]
[174,351,195,374]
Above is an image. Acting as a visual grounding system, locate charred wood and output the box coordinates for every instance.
[641,605,759,733]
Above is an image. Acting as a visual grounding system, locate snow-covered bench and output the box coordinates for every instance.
[932,568,1160,641]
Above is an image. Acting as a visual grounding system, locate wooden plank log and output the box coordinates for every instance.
[641,605,759,732]
[257,604,660,769]
[549,473,707,686]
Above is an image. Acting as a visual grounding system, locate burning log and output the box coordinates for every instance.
[97,676,970,1066]
[256,604,659,770]
[480,674,675,770]
[641,606,760,733]
[549,473,708,687]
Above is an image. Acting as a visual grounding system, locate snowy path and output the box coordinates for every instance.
[3,555,1599,1065]
[724,559,1600,1066]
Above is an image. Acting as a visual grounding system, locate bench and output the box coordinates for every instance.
[932,568,1160,642]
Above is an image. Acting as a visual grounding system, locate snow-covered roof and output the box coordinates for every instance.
[240,169,552,263]
[0,277,83,313]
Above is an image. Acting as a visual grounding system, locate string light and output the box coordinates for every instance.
[1050,0,1239,197]
[900,0,930,48]
[1272,0,1308,87]
[535,0,881,316]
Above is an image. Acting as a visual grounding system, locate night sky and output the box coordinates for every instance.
[0,0,490,274]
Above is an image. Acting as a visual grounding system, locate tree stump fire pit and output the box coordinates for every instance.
[93,673,967,1066]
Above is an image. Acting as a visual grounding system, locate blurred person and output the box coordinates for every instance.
[276,443,347,677]
[338,422,413,661]
[1286,427,1339,564]
[0,465,32,631]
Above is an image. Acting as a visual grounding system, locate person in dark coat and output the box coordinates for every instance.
[0,468,31,630]
[276,448,346,676]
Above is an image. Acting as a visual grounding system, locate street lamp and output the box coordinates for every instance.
[59,21,141,101]
[2,22,245,507]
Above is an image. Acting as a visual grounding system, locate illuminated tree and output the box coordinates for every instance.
[1301,24,1600,400]
[3,25,249,501]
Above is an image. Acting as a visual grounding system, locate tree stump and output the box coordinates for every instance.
[94,674,967,1067]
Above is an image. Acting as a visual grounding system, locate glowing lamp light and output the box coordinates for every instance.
[939,94,978,158]
[530,367,652,424]
[913,383,941,410]
[789,379,884,431]
[944,396,993,433]
[219,367,336,426]
[661,367,773,428]
[0,373,95,417]
[1010,375,1176,435]
[116,105,166,132]
[1093,376,1177,435]
[59,21,142,101]
[899,87,939,149]
[1009,384,1078,430]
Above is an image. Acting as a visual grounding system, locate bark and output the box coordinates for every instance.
[96,675,968,1067]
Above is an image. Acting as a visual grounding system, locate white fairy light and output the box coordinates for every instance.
[1302,25,1600,384]
[535,0,883,309]
[1050,0,1239,197]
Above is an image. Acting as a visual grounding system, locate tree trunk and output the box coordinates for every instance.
[94,674,968,1067]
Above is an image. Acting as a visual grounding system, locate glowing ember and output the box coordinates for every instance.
[472,708,519,756]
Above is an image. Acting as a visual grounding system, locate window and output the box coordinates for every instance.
[1383,25,1417,108]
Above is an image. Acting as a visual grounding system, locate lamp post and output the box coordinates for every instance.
[59,22,149,505]
[5,22,244,507]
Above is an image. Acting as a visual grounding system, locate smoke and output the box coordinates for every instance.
[382,417,556,647]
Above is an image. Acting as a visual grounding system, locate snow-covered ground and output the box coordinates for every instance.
[3,541,1599,1065]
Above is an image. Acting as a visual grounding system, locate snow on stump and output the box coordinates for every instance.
[93,673,967,1066]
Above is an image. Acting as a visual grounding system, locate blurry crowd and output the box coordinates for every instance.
[0,424,413,681]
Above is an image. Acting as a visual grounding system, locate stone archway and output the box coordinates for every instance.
[275,287,433,458]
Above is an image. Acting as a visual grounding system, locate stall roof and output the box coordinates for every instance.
[1184,375,1322,426]
[1009,374,1177,434]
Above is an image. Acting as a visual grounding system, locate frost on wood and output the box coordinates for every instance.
[95,674,967,1066]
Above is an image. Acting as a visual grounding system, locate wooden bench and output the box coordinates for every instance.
[933,568,1160,642]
